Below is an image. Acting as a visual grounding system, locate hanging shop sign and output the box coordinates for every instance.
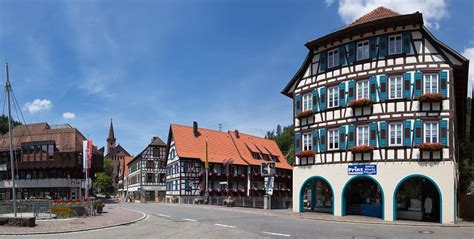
[348,164,377,175]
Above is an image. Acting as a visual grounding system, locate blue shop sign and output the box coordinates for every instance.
[348,165,377,175]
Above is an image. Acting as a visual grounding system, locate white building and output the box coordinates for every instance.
[281,7,469,224]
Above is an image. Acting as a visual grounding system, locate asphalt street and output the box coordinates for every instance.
[2,203,473,239]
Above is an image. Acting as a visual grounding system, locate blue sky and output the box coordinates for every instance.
[1,0,473,155]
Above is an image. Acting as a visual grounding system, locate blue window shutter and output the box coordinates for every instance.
[312,89,319,112]
[414,120,423,145]
[369,36,377,59]
[312,130,319,152]
[319,51,327,72]
[403,72,412,99]
[347,80,355,104]
[439,71,448,97]
[319,87,327,110]
[339,81,346,107]
[403,120,412,147]
[379,121,387,147]
[402,32,411,54]
[414,71,423,97]
[370,122,377,147]
[339,125,346,150]
[348,124,355,148]
[379,75,387,101]
[370,76,377,102]
[295,132,301,154]
[440,120,448,146]
[347,42,356,64]
[295,94,302,114]
[319,128,326,152]
[379,35,388,57]
[339,45,346,65]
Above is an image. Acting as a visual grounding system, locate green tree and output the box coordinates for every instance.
[266,124,295,165]
[0,115,22,134]
[95,172,113,194]
[103,158,113,177]
[459,139,474,196]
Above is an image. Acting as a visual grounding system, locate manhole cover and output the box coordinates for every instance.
[419,230,434,234]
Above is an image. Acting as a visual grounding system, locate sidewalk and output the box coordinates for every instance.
[165,202,474,228]
[0,205,145,235]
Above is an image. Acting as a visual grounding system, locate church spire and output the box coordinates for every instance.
[107,118,116,154]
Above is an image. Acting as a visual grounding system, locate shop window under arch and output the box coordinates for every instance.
[299,177,333,214]
[342,176,384,219]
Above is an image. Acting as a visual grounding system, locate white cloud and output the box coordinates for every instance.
[337,0,448,30]
[325,0,335,7]
[23,99,52,113]
[462,47,474,97]
[62,112,76,120]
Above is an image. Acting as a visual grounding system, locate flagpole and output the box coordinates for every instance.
[205,137,209,201]
[5,62,17,217]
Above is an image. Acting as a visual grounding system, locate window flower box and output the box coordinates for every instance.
[417,93,443,103]
[418,142,443,151]
[348,99,373,108]
[296,110,314,119]
[350,145,374,153]
[296,150,316,158]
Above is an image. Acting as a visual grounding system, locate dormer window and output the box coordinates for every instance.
[357,40,369,60]
[389,35,402,55]
[251,152,261,160]
[327,49,339,68]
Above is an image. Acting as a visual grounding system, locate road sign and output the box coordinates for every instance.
[204,191,209,197]
[264,176,274,195]
[261,162,276,176]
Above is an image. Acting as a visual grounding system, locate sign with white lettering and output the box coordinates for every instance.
[264,176,274,195]
[348,165,377,175]
[0,164,6,171]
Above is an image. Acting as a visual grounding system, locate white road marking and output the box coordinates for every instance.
[213,223,236,228]
[261,231,291,237]
[157,214,171,218]
[182,218,197,222]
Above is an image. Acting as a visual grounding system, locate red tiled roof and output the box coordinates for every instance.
[346,6,400,28]
[170,124,292,170]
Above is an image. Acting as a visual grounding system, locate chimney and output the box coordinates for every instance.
[193,121,199,137]
[235,130,240,138]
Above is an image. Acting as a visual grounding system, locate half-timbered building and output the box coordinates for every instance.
[165,122,292,202]
[126,137,167,202]
[282,7,469,224]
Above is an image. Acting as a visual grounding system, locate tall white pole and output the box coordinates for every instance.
[5,63,17,217]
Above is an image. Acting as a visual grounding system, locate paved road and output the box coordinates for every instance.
[3,203,473,238]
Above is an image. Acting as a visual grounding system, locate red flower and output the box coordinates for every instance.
[350,145,374,153]
[296,150,316,158]
[296,110,314,119]
[418,142,443,151]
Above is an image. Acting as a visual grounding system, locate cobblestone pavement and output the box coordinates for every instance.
[0,205,145,235]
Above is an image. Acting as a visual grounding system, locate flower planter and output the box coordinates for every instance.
[418,142,443,151]
[350,145,374,153]
[418,93,443,103]
[296,150,316,158]
[296,110,314,119]
[348,99,373,108]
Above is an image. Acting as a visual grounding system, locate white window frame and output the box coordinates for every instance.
[388,75,403,99]
[424,73,439,94]
[327,49,339,68]
[424,122,439,143]
[388,34,402,55]
[302,133,312,151]
[328,128,339,150]
[327,86,339,108]
[356,40,369,61]
[357,125,370,146]
[302,93,312,111]
[389,123,403,146]
[356,80,370,100]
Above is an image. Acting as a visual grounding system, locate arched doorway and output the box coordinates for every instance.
[342,176,384,219]
[299,176,333,214]
[394,175,441,223]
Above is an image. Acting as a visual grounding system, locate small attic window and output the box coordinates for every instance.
[271,156,280,163]
[262,154,270,161]
[251,152,260,160]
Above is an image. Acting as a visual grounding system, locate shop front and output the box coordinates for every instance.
[299,176,333,214]
[342,176,383,219]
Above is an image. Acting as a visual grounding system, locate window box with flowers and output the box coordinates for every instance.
[296,110,314,119]
[296,150,316,158]
[418,142,443,151]
[350,145,374,161]
[417,93,443,111]
[348,99,373,116]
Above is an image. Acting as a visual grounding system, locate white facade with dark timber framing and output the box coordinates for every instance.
[282,7,469,224]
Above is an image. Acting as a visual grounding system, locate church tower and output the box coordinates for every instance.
[107,119,116,155]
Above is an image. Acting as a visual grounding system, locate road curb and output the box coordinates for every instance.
[161,203,474,228]
[0,207,147,236]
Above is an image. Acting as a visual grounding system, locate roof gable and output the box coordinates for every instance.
[346,7,400,28]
